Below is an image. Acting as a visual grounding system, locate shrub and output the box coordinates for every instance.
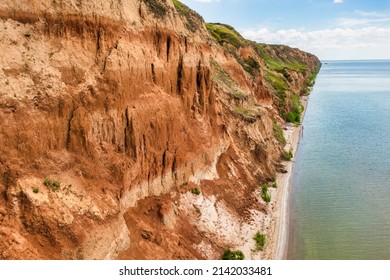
[253,231,267,251]
[264,70,287,106]
[143,0,167,18]
[32,186,39,194]
[242,56,260,76]
[193,204,201,215]
[43,177,61,191]
[287,94,304,124]
[261,184,271,203]
[191,188,201,195]
[234,106,261,122]
[172,0,202,32]
[222,249,245,260]
[52,180,61,191]
[286,111,301,123]
[273,121,286,145]
[43,177,52,187]
[283,149,293,161]
[210,60,249,100]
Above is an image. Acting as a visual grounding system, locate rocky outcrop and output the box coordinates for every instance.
[0,0,320,259]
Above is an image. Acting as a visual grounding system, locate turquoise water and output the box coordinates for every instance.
[287,60,390,259]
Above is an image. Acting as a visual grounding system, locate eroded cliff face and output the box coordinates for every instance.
[0,0,320,259]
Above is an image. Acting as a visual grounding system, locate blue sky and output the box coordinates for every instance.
[180,0,390,60]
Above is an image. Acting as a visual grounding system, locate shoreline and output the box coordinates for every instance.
[266,96,309,260]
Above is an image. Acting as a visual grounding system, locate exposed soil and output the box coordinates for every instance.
[0,0,320,259]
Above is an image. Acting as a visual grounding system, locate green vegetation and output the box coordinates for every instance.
[191,188,201,195]
[283,149,293,161]
[193,205,201,215]
[206,23,246,49]
[252,42,311,119]
[143,0,168,18]
[253,43,306,73]
[43,177,61,191]
[264,69,287,107]
[52,180,61,191]
[253,231,267,251]
[43,177,52,187]
[261,184,271,203]
[273,121,286,145]
[24,33,31,39]
[271,181,277,188]
[307,71,317,87]
[302,66,321,95]
[264,69,304,123]
[222,249,245,260]
[242,56,260,77]
[32,186,39,194]
[287,94,304,124]
[211,60,249,100]
[210,61,262,121]
[234,105,261,122]
[172,0,202,32]
[206,24,260,76]
[286,111,300,123]
[206,22,320,131]
[307,65,321,87]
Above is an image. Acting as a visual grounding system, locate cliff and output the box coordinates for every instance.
[0,0,321,259]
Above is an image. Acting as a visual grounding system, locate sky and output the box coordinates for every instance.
[180,0,390,60]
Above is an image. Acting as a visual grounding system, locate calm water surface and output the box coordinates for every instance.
[287,60,390,259]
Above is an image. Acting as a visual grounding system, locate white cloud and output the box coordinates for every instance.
[242,26,390,59]
[337,17,390,27]
[355,10,384,18]
[333,0,343,3]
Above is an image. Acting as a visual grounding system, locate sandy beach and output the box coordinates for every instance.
[265,96,309,260]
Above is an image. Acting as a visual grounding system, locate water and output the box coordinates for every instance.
[287,60,390,259]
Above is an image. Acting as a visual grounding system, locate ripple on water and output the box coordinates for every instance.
[287,60,390,260]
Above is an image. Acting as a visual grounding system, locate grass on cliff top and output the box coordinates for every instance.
[206,23,261,77]
[206,23,247,49]
[253,43,307,73]
[172,0,203,32]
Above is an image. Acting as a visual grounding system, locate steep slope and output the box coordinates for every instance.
[0,0,320,259]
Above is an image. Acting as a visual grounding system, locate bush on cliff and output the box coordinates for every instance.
[172,0,203,32]
[222,249,245,260]
[273,121,286,145]
[261,184,271,203]
[253,231,267,251]
[143,0,168,18]
[283,149,293,161]
[206,23,246,49]
[287,94,304,124]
